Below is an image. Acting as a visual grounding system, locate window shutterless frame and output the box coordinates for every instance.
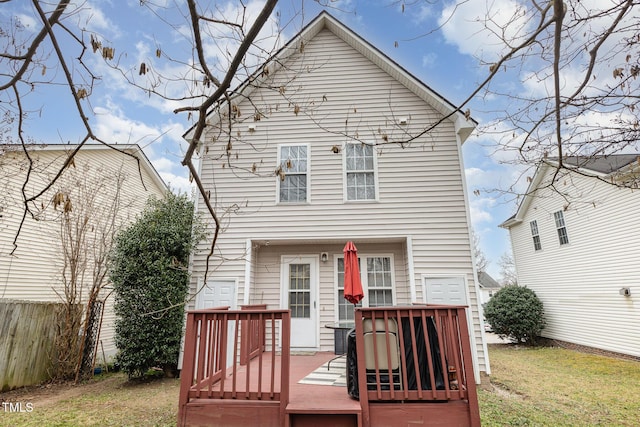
[553,210,569,245]
[342,142,379,202]
[276,144,310,204]
[529,220,542,251]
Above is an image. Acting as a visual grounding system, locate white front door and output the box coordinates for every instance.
[424,276,468,305]
[282,256,318,349]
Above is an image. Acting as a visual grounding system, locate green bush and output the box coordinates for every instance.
[484,285,545,345]
[109,193,204,378]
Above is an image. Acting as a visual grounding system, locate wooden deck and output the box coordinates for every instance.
[178,306,480,427]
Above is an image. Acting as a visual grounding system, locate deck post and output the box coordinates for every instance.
[177,312,198,426]
[354,308,371,427]
[456,307,481,426]
[280,310,291,427]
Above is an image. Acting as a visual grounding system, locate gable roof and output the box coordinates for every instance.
[0,143,167,192]
[184,11,476,144]
[477,271,501,289]
[500,154,640,228]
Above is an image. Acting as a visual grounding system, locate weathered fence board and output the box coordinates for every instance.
[0,300,60,391]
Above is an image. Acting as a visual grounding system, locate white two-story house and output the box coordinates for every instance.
[501,155,640,358]
[185,12,490,379]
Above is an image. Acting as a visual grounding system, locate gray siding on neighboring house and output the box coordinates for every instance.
[508,164,640,357]
[0,146,166,355]
[189,25,486,373]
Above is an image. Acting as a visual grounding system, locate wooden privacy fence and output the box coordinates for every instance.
[0,300,60,391]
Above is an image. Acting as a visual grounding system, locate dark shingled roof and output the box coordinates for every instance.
[555,154,640,174]
[477,271,501,289]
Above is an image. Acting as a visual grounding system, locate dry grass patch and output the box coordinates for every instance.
[480,344,640,426]
[0,373,179,427]
[2,345,639,426]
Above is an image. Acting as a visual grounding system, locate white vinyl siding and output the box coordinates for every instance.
[530,220,542,251]
[190,28,486,373]
[508,165,640,358]
[0,147,166,356]
[345,143,377,201]
[277,144,309,203]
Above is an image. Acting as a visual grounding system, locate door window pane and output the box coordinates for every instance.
[289,263,310,318]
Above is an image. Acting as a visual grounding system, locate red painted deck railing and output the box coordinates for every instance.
[177,308,291,427]
[354,305,481,427]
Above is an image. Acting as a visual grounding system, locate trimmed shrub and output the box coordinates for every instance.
[110,193,204,378]
[484,285,545,345]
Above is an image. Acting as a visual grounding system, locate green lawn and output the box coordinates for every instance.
[1,344,638,426]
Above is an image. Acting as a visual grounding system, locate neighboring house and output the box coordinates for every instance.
[500,154,640,358]
[185,12,490,379]
[0,144,166,357]
[477,271,501,306]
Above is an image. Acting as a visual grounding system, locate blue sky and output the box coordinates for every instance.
[1,0,544,279]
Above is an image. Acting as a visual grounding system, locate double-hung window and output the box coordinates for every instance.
[366,257,393,306]
[553,210,569,245]
[336,255,394,322]
[529,220,542,251]
[345,143,377,201]
[277,144,308,203]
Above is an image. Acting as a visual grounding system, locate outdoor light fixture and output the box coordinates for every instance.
[398,117,408,125]
[321,252,328,262]
[248,124,256,132]
[619,287,631,297]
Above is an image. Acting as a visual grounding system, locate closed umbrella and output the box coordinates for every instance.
[343,241,364,305]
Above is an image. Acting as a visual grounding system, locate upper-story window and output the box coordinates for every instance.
[529,220,542,251]
[345,143,377,201]
[277,144,308,203]
[553,210,569,245]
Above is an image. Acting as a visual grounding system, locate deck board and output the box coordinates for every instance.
[187,351,360,414]
[287,352,361,415]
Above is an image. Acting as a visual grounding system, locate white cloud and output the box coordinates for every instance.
[158,168,194,196]
[421,52,437,69]
[93,103,164,146]
[70,1,120,35]
[16,13,37,30]
[438,0,531,61]
[469,197,494,227]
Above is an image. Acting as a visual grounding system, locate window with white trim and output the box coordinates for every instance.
[530,220,542,251]
[277,144,308,203]
[336,255,394,322]
[553,210,569,245]
[345,143,376,201]
[366,257,393,306]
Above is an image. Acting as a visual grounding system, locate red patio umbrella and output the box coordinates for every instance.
[343,241,364,305]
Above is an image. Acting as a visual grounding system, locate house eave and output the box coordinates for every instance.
[0,143,168,192]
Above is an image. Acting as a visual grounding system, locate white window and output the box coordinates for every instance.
[336,255,394,322]
[530,220,542,251]
[344,143,377,201]
[553,210,569,245]
[277,144,309,203]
